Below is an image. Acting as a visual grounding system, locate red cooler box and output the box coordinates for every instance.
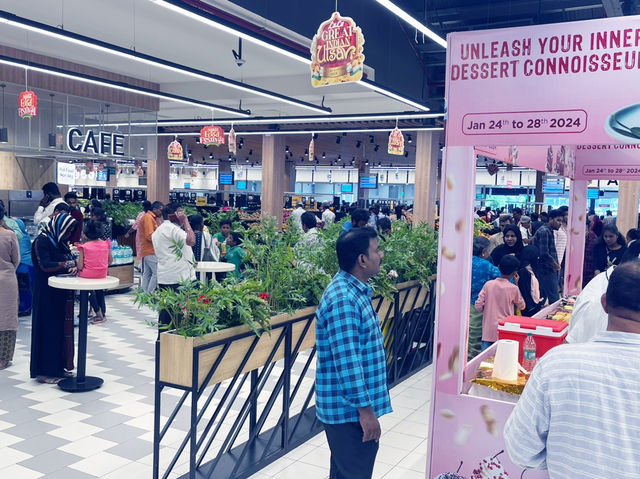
[498,316,568,363]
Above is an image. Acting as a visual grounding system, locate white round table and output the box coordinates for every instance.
[195,262,235,285]
[48,275,120,392]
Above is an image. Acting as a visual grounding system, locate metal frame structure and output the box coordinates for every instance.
[153,279,436,479]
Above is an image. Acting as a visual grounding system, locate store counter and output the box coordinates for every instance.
[108,262,134,290]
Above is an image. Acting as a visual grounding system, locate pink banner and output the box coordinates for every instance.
[447,16,640,146]
[475,145,575,177]
[575,144,640,179]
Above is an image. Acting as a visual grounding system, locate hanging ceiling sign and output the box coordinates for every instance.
[66,128,125,156]
[200,125,226,147]
[309,137,315,161]
[18,90,37,119]
[228,127,237,155]
[310,11,365,87]
[388,128,405,155]
[167,140,184,161]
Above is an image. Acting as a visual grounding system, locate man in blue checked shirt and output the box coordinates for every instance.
[315,227,392,479]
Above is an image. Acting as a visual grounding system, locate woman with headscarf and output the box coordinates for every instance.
[489,224,524,266]
[518,245,544,316]
[30,213,78,384]
[0,203,20,370]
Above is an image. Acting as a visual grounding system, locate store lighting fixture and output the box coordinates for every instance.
[48,93,56,148]
[0,84,7,143]
[0,11,330,114]
[374,144,380,152]
[407,134,413,143]
[0,55,250,117]
[336,136,341,144]
[369,135,375,143]
[147,1,430,111]
[322,152,326,159]
[355,140,362,148]
[373,0,447,48]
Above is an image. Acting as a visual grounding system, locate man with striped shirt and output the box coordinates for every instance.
[315,227,391,479]
[504,261,640,477]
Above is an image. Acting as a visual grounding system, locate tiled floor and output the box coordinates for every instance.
[0,292,432,479]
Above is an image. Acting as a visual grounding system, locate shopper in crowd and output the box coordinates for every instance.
[489,225,524,266]
[603,209,616,227]
[505,261,640,477]
[487,214,512,254]
[626,228,640,245]
[139,201,163,293]
[290,202,306,231]
[152,203,196,332]
[52,201,71,217]
[0,199,22,238]
[223,232,246,279]
[583,215,603,287]
[340,208,370,236]
[377,217,392,237]
[64,191,84,244]
[592,224,626,276]
[30,213,78,384]
[393,204,405,222]
[517,245,544,317]
[519,215,533,244]
[511,207,523,227]
[298,212,320,247]
[475,255,525,351]
[90,207,111,240]
[532,209,563,304]
[319,203,336,227]
[568,240,640,344]
[77,221,112,325]
[34,182,66,228]
[315,227,390,479]
[529,212,544,235]
[469,237,500,360]
[367,204,383,229]
[189,214,218,263]
[213,219,232,245]
[554,206,569,270]
[15,219,33,316]
[0,203,20,370]
[125,200,152,262]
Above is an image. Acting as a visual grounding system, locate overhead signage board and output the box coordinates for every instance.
[446,15,640,146]
[310,11,365,87]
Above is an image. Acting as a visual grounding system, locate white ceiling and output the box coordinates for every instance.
[0,0,421,119]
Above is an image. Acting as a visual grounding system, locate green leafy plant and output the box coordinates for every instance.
[101,200,143,227]
[133,279,271,337]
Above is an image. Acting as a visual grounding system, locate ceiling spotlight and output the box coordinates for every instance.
[374,144,380,152]
[337,154,342,161]
[313,133,319,140]
[304,148,309,155]
[365,159,369,165]
[378,161,382,166]
[245,157,249,162]
[336,136,341,144]
[407,134,413,143]
[330,161,334,166]
[285,145,290,153]
[404,151,409,157]
[322,152,326,159]
[369,135,375,143]
[351,156,355,162]
[209,153,213,159]
[356,140,362,148]
[342,132,347,136]
[195,138,200,144]
[249,149,253,155]
[228,154,233,160]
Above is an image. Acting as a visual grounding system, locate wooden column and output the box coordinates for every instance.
[413,130,440,225]
[261,134,286,226]
[617,181,640,237]
[147,137,170,204]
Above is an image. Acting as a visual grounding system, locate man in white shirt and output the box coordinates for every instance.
[504,261,640,478]
[152,203,196,334]
[290,202,305,231]
[319,203,335,227]
[33,182,66,228]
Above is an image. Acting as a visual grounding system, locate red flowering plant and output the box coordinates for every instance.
[134,279,271,337]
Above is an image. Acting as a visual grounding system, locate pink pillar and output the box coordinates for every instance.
[565,180,588,295]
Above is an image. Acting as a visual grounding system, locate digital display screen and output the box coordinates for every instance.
[96,169,109,181]
[183,183,191,189]
[341,184,353,193]
[219,173,235,185]
[236,181,247,190]
[587,189,600,199]
[359,175,378,189]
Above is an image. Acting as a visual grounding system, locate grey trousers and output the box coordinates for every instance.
[141,254,158,293]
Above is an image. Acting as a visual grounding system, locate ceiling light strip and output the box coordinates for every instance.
[0,55,250,117]
[129,127,443,137]
[148,0,431,111]
[0,11,330,114]
[374,0,447,48]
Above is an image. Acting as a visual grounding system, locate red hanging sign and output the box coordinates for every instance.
[200,125,226,147]
[388,128,405,155]
[311,11,365,87]
[228,127,237,155]
[18,90,37,119]
[308,138,315,161]
[167,140,184,161]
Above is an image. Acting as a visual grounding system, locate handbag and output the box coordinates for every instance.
[202,234,216,262]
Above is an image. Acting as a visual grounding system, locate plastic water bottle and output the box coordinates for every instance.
[523,333,537,372]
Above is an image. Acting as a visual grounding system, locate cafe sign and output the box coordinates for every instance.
[200,125,225,147]
[388,127,405,155]
[18,90,37,119]
[66,128,125,156]
[311,11,365,87]
[167,140,184,161]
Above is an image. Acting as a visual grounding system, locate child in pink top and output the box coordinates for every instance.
[77,221,112,324]
[475,255,525,350]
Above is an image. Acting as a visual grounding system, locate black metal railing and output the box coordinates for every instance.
[153,279,436,479]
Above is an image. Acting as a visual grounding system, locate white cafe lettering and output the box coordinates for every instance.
[66,128,125,156]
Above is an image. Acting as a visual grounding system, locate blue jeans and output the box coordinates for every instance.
[481,341,494,351]
[538,269,560,304]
